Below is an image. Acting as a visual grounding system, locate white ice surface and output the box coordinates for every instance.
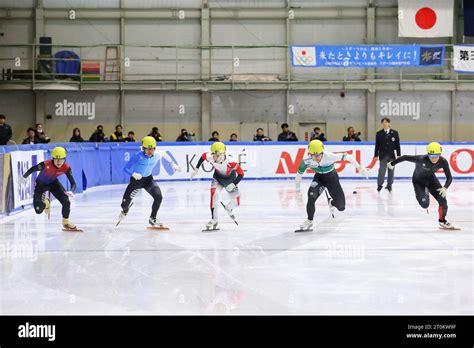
[1,179,473,314]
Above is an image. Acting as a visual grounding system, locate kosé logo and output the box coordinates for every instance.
[380,99,420,120]
[55,99,95,120]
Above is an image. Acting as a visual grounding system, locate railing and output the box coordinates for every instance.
[0,43,472,88]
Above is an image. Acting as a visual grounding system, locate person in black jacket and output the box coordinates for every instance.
[0,115,13,145]
[253,128,271,141]
[22,128,40,144]
[343,127,361,142]
[176,129,193,142]
[70,128,84,142]
[278,123,298,141]
[208,131,220,142]
[374,117,401,192]
[149,127,163,142]
[89,125,106,142]
[310,127,327,142]
[35,123,51,143]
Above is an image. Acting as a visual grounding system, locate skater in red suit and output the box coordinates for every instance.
[18,146,80,231]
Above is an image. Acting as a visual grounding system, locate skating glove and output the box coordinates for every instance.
[132,172,142,180]
[295,174,302,190]
[387,162,395,170]
[225,183,236,192]
[171,162,182,172]
[17,176,27,185]
[190,168,199,179]
[65,191,74,198]
[359,167,370,179]
[437,186,447,198]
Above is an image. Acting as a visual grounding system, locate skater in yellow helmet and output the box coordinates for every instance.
[388,142,456,230]
[17,146,81,231]
[191,141,244,231]
[117,136,182,229]
[295,140,370,232]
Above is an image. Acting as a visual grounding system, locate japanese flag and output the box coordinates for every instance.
[291,46,317,67]
[398,0,453,37]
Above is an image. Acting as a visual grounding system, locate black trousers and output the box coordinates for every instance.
[413,176,448,221]
[377,157,395,187]
[33,179,70,218]
[121,175,162,218]
[307,170,345,220]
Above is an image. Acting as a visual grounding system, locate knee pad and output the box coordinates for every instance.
[308,184,321,199]
[419,199,429,209]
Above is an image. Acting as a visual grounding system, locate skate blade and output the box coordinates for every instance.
[294,229,313,233]
[220,202,238,225]
[147,226,170,231]
[63,228,83,232]
[116,202,134,226]
[439,227,461,231]
[202,228,220,233]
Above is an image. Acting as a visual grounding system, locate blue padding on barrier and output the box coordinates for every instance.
[111,143,141,184]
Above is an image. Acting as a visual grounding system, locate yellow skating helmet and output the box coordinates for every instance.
[51,146,67,159]
[308,139,324,155]
[427,142,442,155]
[142,136,157,149]
[211,142,226,154]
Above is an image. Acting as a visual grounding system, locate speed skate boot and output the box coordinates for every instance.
[300,219,313,231]
[328,198,336,217]
[149,216,163,228]
[42,192,50,218]
[439,220,454,230]
[205,219,219,231]
[62,218,82,232]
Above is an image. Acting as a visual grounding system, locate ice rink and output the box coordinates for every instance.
[1,179,473,315]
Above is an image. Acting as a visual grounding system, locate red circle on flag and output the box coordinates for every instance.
[302,50,307,56]
[415,7,437,30]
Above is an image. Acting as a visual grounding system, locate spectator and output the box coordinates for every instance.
[0,114,13,145]
[310,127,327,142]
[125,131,136,142]
[278,123,298,141]
[149,127,163,142]
[89,125,106,142]
[229,133,238,142]
[70,128,84,142]
[343,127,361,142]
[35,123,51,143]
[176,129,193,142]
[110,124,125,142]
[22,128,39,144]
[374,117,401,192]
[253,128,271,141]
[208,131,220,142]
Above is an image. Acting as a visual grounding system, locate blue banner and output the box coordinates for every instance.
[291,45,445,68]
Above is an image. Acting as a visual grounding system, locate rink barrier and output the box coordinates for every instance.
[1,141,473,215]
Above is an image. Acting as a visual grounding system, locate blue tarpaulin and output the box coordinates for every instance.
[54,50,80,78]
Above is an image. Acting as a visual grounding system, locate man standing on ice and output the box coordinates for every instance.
[190,142,244,231]
[295,140,370,232]
[117,136,181,229]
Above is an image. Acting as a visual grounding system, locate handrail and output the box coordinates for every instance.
[0,43,472,87]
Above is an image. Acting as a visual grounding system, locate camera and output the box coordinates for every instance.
[356,132,361,136]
